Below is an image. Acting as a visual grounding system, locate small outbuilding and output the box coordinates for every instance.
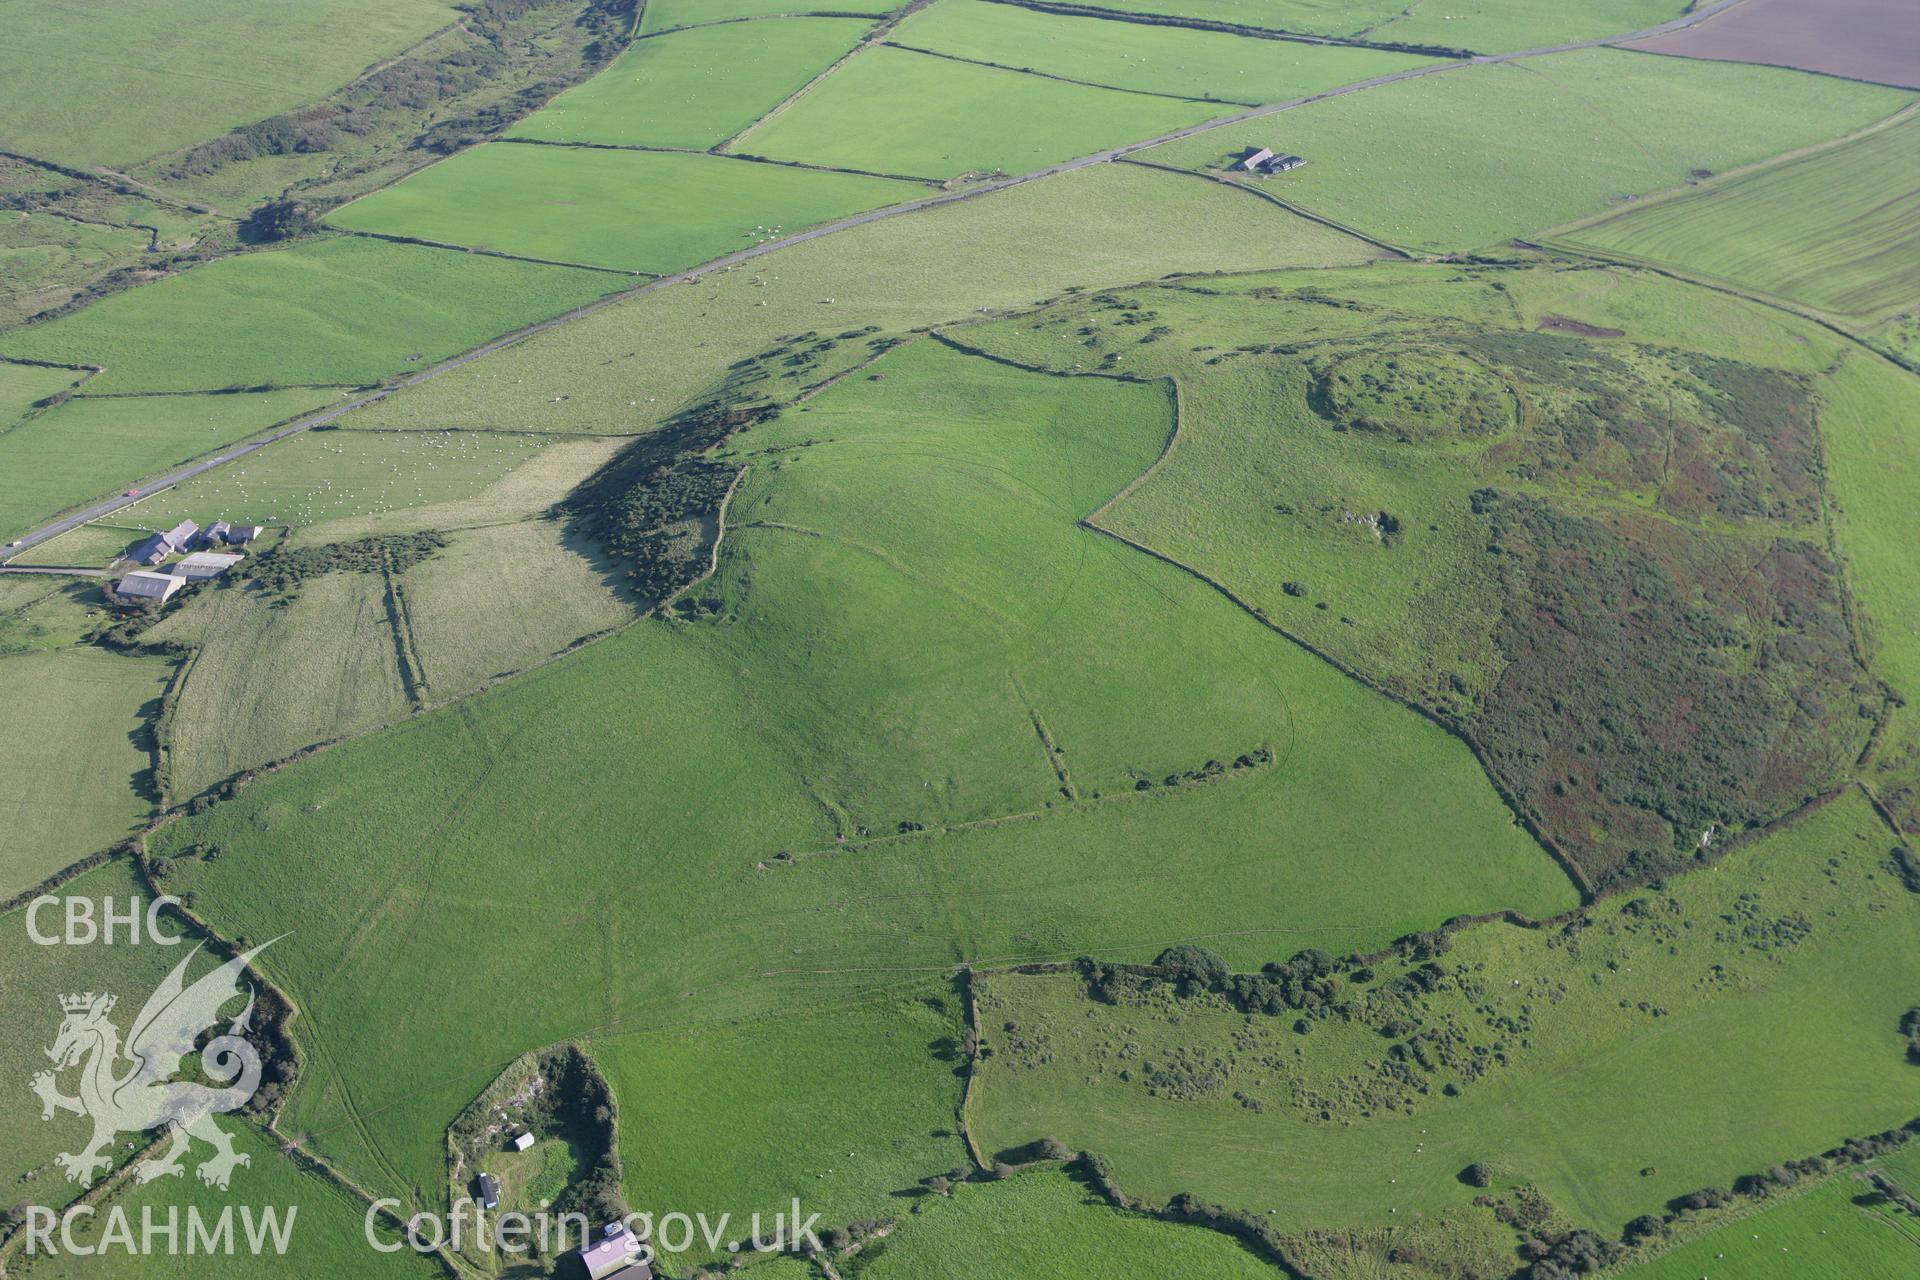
[510,1131,535,1152]
[1239,146,1275,171]
[227,525,264,545]
[116,570,184,602]
[171,551,243,581]
[475,1172,501,1210]
[199,520,233,548]
[1259,153,1307,175]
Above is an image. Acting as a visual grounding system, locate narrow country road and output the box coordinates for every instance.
[0,0,1749,566]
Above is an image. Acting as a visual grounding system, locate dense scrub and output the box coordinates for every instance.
[1470,490,1871,887]
[974,794,1920,1267]
[238,531,447,598]
[555,416,742,603]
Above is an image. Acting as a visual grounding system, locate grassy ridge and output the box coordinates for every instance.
[1819,352,1920,832]
[329,145,927,272]
[513,18,878,150]
[733,44,1221,178]
[1560,113,1920,324]
[0,236,622,393]
[1142,47,1913,252]
[972,792,1920,1241]
[152,339,1570,1219]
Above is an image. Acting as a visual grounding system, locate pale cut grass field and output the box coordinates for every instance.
[149,572,411,799]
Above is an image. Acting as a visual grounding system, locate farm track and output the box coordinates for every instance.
[0,0,1756,565]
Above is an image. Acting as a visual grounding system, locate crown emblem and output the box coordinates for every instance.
[60,992,113,1014]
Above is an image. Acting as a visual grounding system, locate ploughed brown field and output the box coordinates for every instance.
[1627,0,1920,91]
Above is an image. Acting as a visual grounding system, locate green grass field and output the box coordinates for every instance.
[399,518,637,703]
[1015,0,1406,39]
[0,647,170,896]
[1560,112,1920,324]
[149,338,1571,1215]
[857,1167,1280,1278]
[1006,0,1681,48]
[0,389,336,542]
[956,262,1870,885]
[890,0,1435,104]
[1818,351,1920,832]
[124,428,552,532]
[0,358,84,426]
[591,988,968,1267]
[0,861,212,1210]
[1,214,161,331]
[1624,1174,1920,1279]
[0,237,621,393]
[348,162,1382,435]
[733,44,1221,179]
[641,0,898,34]
[0,577,113,654]
[16,1120,445,1278]
[329,144,928,273]
[972,792,1920,1242]
[1366,0,1684,52]
[0,0,454,168]
[12,522,152,569]
[146,572,412,799]
[513,18,878,149]
[1143,47,1913,252]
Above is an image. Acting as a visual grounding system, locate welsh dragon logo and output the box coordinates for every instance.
[30,941,275,1191]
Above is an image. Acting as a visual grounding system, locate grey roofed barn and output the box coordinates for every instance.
[171,551,243,580]
[116,570,184,601]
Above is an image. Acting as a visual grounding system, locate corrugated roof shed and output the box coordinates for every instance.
[117,570,183,601]
[172,552,243,580]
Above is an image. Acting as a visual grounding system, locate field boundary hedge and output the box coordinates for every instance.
[975,0,1470,58]
[882,40,1254,105]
